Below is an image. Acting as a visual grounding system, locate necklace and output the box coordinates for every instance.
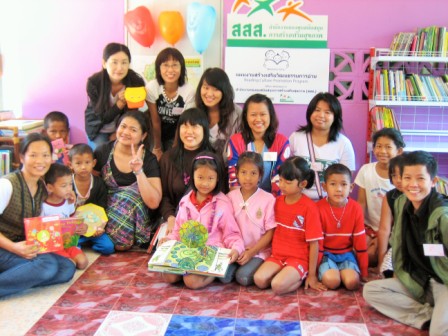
[162,85,178,103]
[327,197,347,229]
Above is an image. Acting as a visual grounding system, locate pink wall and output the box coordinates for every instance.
[19,0,448,170]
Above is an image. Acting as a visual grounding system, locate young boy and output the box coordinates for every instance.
[43,111,70,164]
[317,163,368,290]
[69,144,114,255]
[43,163,88,270]
[363,151,448,335]
[355,128,405,266]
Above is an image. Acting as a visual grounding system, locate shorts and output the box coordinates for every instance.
[55,246,83,259]
[265,255,307,280]
[318,253,360,280]
[365,226,377,239]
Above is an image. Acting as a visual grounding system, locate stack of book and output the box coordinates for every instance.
[370,106,399,133]
[389,26,448,56]
[0,119,44,137]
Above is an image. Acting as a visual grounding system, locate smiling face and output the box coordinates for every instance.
[20,140,52,180]
[246,101,270,138]
[200,80,223,110]
[373,136,402,165]
[160,56,181,85]
[193,165,218,200]
[180,122,204,151]
[103,51,130,84]
[323,173,353,207]
[310,100,334,133]
[47,175,73,201]
[401,164,436,211]
[116,116,146,147]
[237,161,260,195]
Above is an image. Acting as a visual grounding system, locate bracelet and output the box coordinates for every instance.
[133,168,144,175]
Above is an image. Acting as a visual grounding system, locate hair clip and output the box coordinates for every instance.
[195,155,214,160]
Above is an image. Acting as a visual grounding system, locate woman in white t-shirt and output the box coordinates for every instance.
[146,48,195,160]
[289,92,355,200]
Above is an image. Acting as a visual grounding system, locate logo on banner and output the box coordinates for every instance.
[232,0,312,22]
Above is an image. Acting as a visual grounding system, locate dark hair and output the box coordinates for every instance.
[297,92,343,142]
[372,128,405,149]
[278,156,314,189]
[324,163,352,182]
[20,133,53,156]
[400,150,438,179]
[171,108,213,172]
[69,143,94,161]
[45,163,72,185]
[190,151,225,195]
[155,47,187,86]
[117,110,151,148]
[92,43,142,117]
[388,154,406,183]
[241,94,278,148]
[195,68,237,138]
[236,151,264,177]
[44,111,70,130]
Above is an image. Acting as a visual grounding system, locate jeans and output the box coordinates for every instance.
[79,234,115,255]
[0,248,76,298]
[87,133,111,150]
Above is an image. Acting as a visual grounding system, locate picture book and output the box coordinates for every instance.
[51,138,70,166]
[60,217,84,248]
[24,216,64,253]
[147,220,231,278]
[74,203,108,237]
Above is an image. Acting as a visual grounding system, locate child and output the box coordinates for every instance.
[355,128,405,266]
[43,163,88,270]
[43,111,70,165]
[364,151,448,335]
[377,154,406,277]
[69,144,114,255]
[227,152,276,286]
[317,163,368,290]
[254,156,326,295]
[161,151,244,289]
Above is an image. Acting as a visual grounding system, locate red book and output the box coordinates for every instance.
[24,216,64,253]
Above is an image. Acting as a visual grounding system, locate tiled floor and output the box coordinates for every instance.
[3,251,429,336]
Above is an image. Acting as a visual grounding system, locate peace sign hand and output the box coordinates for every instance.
[130,143,144,174]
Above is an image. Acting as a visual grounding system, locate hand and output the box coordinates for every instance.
[237,248,256,266]
[116,89,127,109]
[130,143,144,173]
[92,227,105,237]
[75,222,88,235]
[166,217,175,235]
[13,241,39,259]
[361,276,371,283]
[152,147,163,161]
[158,236,169,246]
[305,274,327,291]
[67,190,76,204]
[228,249,239,263]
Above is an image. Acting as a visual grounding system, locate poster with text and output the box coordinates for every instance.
[226,47,330,104]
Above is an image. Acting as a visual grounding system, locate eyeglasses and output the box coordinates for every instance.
[161,62,181,70]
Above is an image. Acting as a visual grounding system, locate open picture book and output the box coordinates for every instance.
[147,220,231,278]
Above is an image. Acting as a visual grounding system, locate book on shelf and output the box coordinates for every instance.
[0,148,12,176]
[24,216,64,253]
[147,220,232,278]
[0,119,44,130]
[370,106,399,133]
[387,26,447,56]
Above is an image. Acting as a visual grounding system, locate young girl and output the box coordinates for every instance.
[377,154,405,278]
[162,152,244,289]
[194,67,242,159]
[0,133,76,297]
[355,128,405,266]
[227,152,276,286]
[254,156,326,295]
[146,47,195,159]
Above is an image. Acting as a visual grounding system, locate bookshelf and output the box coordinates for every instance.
[368,48,448,161]
[0,126,21,174]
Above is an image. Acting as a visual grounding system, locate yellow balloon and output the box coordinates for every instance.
[158,11,185,45]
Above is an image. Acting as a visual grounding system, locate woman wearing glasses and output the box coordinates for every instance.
[146,48,195,160]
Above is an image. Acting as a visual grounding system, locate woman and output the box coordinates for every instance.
[289,92,355,200]
[159,108,214,234]
[85,43,145,149]
[146,47,195,159]
[0,133,76,297]
[94,111,162,250]
[228,93,290,195]
[194,68,242,159]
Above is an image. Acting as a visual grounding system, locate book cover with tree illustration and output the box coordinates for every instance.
[147,220,231,277]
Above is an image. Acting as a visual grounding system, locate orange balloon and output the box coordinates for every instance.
[158,11,185,45]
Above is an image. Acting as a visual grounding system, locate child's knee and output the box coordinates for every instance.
[254,271,270,289]
[322,271,341,290]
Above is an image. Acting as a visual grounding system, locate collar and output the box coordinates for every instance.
[190,191,213,211]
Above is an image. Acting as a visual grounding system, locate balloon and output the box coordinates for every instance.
[158,11,185,45]
[124,6,155,48]
[187,3,216,54]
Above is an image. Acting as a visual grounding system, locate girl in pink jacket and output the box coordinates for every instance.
[162,152,244,289]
